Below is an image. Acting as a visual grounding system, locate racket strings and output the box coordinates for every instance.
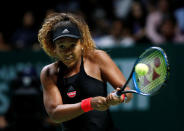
[136,50,167,94]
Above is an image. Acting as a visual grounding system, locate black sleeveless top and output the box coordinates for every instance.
[56,56,116,131]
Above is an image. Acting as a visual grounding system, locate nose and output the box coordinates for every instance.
[64,47,74,53]
[65,51,72,56]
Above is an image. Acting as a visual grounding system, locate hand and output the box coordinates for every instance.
[106,88,124,106]
[90,96,109,111]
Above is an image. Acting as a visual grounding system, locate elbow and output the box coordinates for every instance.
[47,107,62,123]
[48,105,70,123]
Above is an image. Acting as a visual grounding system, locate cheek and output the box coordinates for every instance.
[74,46,82,57]
[55,49,64,58]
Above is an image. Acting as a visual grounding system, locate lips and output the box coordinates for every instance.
[65,55,74,60]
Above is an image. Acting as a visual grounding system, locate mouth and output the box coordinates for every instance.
[64,55,74,60]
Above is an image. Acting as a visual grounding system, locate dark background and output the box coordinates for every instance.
[0,0,184,130]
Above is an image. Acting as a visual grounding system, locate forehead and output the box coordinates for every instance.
[54,37,79,45]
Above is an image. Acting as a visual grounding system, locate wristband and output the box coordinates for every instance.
[121,94,128,103]
[81,97,93,112]
[121,94,125,103]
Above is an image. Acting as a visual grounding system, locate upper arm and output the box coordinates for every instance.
[95,50,127,88]
[40,65,63,115]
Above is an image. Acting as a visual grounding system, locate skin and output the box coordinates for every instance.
[40,37,133,123]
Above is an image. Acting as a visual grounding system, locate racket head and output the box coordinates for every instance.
[132,47,169,96]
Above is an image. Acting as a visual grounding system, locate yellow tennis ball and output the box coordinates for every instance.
[135,63,149,76]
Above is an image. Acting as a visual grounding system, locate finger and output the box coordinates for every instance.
[107,95,113,105]
[106,96,109,103]
[111,94,119,100]
[109,93,114,101]
[102,97,107,104]
[116,87,121,91]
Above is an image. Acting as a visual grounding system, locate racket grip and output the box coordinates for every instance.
[116,90,123,96]
[112,91,126,103]
[112,90,122,97]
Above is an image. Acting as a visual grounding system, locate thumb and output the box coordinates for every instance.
[116,87,121,91]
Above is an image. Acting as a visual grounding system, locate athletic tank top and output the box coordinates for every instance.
[57,56,116,131]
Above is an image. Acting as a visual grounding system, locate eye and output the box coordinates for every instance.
[59,45,65,49]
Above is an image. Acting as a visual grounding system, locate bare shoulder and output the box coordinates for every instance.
[90,49,119,71]
[94,49,109,57]
[40,62,58,84]
[94,49,113,66]
[88,49,110,63]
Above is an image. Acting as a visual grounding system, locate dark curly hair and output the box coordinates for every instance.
[38,12,96,58]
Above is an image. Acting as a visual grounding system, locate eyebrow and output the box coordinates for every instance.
[57,42,77,48]
[57,39,78,44]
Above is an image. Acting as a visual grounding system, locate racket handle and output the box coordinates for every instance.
[112,91,127,103]
[112,90,122,97]
[112,83,128,97]
[116,90,123,96]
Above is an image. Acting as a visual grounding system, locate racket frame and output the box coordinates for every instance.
[115,46,170,96]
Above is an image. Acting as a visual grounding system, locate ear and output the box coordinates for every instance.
[78,39,83,49]
[80,39,84,45]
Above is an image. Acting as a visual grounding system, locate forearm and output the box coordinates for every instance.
[48,96,108,123]
[49,102,84,123]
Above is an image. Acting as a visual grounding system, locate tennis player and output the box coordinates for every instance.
[38,12,133,131]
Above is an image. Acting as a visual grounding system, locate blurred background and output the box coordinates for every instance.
[0,0,183,130]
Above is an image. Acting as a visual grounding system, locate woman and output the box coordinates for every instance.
[38,13,133,131]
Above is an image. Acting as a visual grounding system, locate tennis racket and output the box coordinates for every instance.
[114,46,169,97]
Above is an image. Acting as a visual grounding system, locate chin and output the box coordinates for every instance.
[65,60,77,68]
